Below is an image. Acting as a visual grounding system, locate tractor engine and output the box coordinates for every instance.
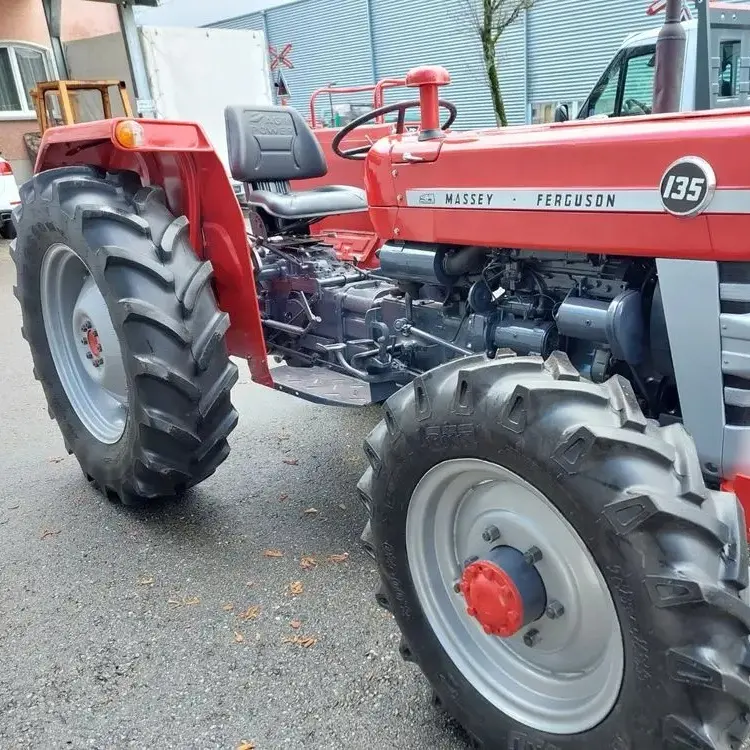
[256,239,674,419]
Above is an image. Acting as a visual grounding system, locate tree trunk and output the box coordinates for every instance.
[481,36,507,127]
[480,0,508,127]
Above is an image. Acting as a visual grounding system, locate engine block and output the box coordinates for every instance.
[256,239,675,420]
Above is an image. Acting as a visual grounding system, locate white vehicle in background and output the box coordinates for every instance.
[0,156,20,240]
[554,1,750,123]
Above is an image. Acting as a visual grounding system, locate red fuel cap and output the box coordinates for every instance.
[460,560,524,637]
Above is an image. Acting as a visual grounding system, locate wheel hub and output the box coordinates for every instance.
[85,326,102,358]
[406,458,625,735]
[460,546,546,637]
[41,244,128,444]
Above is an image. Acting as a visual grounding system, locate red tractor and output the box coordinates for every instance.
[10,2,750,747]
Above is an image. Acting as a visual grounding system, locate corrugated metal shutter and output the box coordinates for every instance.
[527,0,664,104]
[497,15,527,125]
[208,11,265,31]
[371,0,515,129]
[266,0,373,116]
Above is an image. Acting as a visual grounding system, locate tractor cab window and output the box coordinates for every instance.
[719,40,741,98]
[579,45,656,119]
[620,50,656,116]
[586,60,622,117]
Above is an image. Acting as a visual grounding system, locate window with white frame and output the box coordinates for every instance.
[0,43,53,117]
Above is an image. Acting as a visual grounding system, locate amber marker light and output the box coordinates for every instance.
[114,120,146,149]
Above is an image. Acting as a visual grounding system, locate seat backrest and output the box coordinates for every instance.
[224,105,328,184]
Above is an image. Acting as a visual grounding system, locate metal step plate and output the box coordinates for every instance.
[271,365,374,407]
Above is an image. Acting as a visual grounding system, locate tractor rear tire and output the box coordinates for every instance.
[11,166,239,505]
[359,352,750,749]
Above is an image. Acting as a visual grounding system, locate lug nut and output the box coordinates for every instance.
[80,321,91,332]
[92,360,101,368]
[95,358,104,367]
[545,600,565,620]
[482,525,501,543]
[523,546,543,565]
[86,352,93,360]
[523,628,540,648]
[453,580,462,594]
[80,337,88,345]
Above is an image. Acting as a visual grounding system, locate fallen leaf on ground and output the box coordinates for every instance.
[327,552,350,563]
[222,603,234,612]
[303,508,318,515]
[168,596,201,608]
[288,581,304,596]
[137,575,155,586]
[234,631,245,644]
[238,605,260,621]
[300,556,317,570]
[278,493,289,501]
[40,528,61,540]
[282,458,299,466]
[283,635,318,648]
[237,740,255,749]
[290,619,302,630]
[338,503,346,510]
[48,456,65,464]
[263,549,283,558]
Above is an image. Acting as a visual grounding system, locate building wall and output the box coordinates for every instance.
[0,0,120,183]
[209,0,698,129]
[62,0,120,41]
[1,0,51,47]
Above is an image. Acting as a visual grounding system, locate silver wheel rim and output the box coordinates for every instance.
[40,243,128,444]
[406,458,624,735]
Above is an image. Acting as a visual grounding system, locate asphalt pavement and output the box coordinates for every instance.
[0,240,467,749]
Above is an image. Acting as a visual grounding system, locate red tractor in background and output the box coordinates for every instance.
[280,76,410,268]
[10,0,750,747]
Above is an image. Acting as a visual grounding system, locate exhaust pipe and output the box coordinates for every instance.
[652,0,686,114]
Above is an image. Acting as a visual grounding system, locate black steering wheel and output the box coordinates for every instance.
[331,99,457,160]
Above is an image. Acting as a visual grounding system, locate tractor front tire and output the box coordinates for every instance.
[12,166,238,505]
[359,352,750,749]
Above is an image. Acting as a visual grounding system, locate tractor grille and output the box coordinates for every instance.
[719,262,750,426]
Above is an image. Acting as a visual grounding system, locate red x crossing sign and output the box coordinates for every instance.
[269,43,294,71]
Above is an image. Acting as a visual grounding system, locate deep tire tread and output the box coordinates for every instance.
[11,167,238,505]
[361,351,750,749]
[180,261,214,315]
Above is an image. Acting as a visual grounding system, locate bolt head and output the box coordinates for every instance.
[80,337,88,345]
[91,329,97,337]
[523,546,543,565]
[453,580,462,594]
[86,352,93,359]
[92,360,101,368]
[523,628,540,647]
[482,525,501,543]
[545,600,565,620]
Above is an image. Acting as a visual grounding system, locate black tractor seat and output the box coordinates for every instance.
[248,183,366,220]
[224,104,367,221]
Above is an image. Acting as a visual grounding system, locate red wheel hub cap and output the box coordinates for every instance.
[460,560,524,637]
[86,329,102,357]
